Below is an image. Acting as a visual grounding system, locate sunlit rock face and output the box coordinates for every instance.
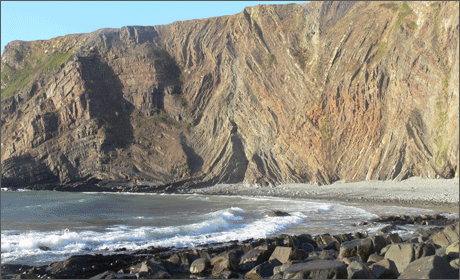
[1,1,458,189]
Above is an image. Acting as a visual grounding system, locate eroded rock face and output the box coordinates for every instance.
[1,1,459,189]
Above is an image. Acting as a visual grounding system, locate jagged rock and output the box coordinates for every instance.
[211,251,239,277]
[398,255,458,279]
[244,259,281,279]
[239,248,272,271]
[429,223,459,247]
[346,260,374,279]
[366,254,384,264]
[269,246,307,264]
[446,240,459,258]
[383,243,436,274]
[2,1,458,189]
[368,259,398,279]
[339,238,374,262]
[282,260,347,279]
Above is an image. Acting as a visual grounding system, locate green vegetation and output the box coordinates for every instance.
[181,164,191,176]
[374,42,388,61]
[1,51,73,99]
[407,21,418,30]
[380,2,399,11]
[1,64,34,99]
[320,116,332,140]
[39,52,73,74]
[392,1,415,31]
[443,76,449,89]
[291,48,308,70]
[430,1,440,8]
[268,54,277,66]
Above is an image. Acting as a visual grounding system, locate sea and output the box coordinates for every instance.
[1,188,457,266]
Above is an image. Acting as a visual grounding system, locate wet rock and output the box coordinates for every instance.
[346,260,374,279]
[339,238,374,262]
[398,255,458,279]
[38,245,51,251]
[282,260,347,279]
[384,243,436,274]
[268,211,290,217]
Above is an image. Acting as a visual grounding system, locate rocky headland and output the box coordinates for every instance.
[1,1,459,189]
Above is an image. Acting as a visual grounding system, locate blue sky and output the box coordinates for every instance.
[1,1,307,54]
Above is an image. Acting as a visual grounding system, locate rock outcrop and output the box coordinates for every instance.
[1,1,458,189]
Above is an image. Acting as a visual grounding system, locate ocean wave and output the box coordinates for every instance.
[0,207,305,265]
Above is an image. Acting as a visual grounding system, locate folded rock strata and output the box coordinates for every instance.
[1,1,458,189]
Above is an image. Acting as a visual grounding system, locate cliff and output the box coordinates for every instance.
[1,1,458,190]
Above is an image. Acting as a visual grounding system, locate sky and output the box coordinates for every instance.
[1,1,307,54]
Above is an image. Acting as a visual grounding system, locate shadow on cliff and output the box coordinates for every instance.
[78,51,134,151]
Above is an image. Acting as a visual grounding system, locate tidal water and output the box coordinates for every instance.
[1,189,456,266]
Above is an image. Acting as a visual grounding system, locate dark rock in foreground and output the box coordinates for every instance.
[1,215,458,279]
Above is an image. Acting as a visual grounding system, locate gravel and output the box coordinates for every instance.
[189,177,459,210]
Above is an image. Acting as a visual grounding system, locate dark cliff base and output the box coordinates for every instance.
[2,215,459,279]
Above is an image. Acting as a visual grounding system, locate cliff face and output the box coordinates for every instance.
[1,1,458,189]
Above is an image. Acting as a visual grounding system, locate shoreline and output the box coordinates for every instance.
[184,177,459,213]
[2,178,459,279]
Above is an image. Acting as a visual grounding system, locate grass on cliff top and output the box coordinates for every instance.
[1,52,73,99]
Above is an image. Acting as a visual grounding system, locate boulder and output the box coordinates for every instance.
[269,247,291,264]
[339,238,374,262]
[239,248,272,271]
[308,249,338,260]
[301,243,315,254]
[450,258,459,269]
[282,260,347,279]
[244,259,282,279]
[189,258,211,274]
[398,255,458,279]
[383,233,402,244]
[429,223,459,247]
[139,260,166,275]
[273,260,302,275]
[315,234,338,249]
[346,260,374,279]
[446,240,459,258]
[369,259,398,279]
[269,246,307,264]
[411,228,430,241]
[384,243,435,274]
[211,251,239,277]
[220,270,240,279]
[367,253,384,264]
[269,211,291,217]
[368,235,387,254]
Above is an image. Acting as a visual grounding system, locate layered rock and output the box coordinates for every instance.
[1,1,458,188]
